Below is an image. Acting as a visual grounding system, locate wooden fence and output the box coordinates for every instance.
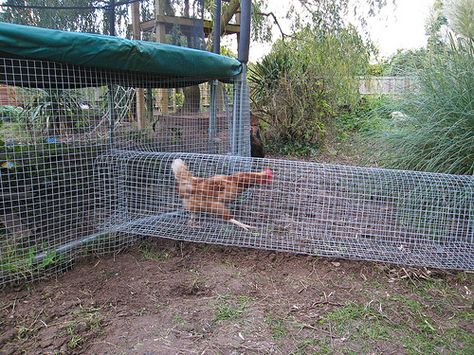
[359,76,415,95]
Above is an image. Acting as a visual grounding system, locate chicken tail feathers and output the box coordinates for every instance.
[172,158,194,184]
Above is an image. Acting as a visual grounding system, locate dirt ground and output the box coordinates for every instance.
[1,238,473,355]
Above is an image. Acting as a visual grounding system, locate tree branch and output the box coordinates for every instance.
[207,0,239,51]
[257,11,294,41]
[220,0,240,36]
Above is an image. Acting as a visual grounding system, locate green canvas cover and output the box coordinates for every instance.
[0,22,242,88]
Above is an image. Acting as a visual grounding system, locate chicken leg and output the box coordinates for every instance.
[228,218,254,231]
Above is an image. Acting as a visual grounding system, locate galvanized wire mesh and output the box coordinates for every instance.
[0,56,245,286]
[96,151,473,270]
[1,52,473,289]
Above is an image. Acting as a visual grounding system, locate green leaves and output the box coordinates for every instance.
[0,0,108,33]
[249,27,371,155]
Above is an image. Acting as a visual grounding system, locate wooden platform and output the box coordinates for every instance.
[133,15,240,37]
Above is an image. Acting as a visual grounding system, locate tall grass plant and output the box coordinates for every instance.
[368,39,473,175]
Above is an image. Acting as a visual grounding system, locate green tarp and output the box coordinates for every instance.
[0,22,242,88]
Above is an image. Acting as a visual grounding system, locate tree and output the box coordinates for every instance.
[0,0,129,35]
[290,0,394,34]
[424,0,473,51]
[425,0,448,50]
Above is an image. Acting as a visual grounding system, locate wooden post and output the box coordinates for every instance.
[155,0,169,114]
[172,89,177,111]
[132,2,146,128]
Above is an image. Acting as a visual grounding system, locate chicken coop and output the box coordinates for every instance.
[0,20,473,287]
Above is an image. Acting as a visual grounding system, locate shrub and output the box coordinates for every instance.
[0,105,23,122]
[249,26,372,155]
[336,95,390,138]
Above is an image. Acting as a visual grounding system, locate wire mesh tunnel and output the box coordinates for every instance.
[96,151,473,271]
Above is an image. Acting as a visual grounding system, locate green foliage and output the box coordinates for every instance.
[385,48,428,76]
[425,0,473,52]
[0,105,23,122]
[426,0,449,51]
[0,0,129,35]
[139,241,170,261]
[249,26,372,155]
[220,45,237,59]
[366,61,390,76]
[0,242,61,277]
[369,41,474,174]
[445,0,474,40]
[15,88,94,139]
[251,0,273,42]
[336,96,390,139]
[266,140,319,157]
[174,90,184,108]
[289,0,390,34]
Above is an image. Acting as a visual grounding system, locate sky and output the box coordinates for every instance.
[244,0,435,63]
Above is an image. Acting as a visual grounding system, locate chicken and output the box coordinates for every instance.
[250,113,265,158]
[172,158,273,230]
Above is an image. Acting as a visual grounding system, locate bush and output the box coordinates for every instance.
[369,40,474,175]
[249,26,372,155]
[384,49,427,76]
[0,105,23,122]
[335,95,390,139]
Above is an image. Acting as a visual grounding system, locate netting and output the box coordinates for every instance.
[0,56,247,286]
[96,151,473,271]
[0,47,473,288]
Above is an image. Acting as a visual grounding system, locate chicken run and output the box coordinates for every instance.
[0,19,473,288]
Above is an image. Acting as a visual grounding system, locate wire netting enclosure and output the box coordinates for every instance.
[0,22,473,288]
[96,151,473,271]
[0,54,248,286]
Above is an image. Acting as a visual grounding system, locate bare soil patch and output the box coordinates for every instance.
[1,239,473,354]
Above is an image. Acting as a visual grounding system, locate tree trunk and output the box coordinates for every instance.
[183,85,201,113]
[181,0,201,113]
[221,0,240,36]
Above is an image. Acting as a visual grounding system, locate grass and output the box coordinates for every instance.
[212,295,251,323]
[62,305,104,350]
[265,316,288,339]
[366,42,474,174]
[139,241,171,261]
[321,302,382,332]
[0,242,62,280]
[317,296,474,354]
[16,325,37,340]
[172,314,187,326]
[291,338,331,355]
[66,330,83,350]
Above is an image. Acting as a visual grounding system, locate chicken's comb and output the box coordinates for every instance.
[263,168,273,180]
